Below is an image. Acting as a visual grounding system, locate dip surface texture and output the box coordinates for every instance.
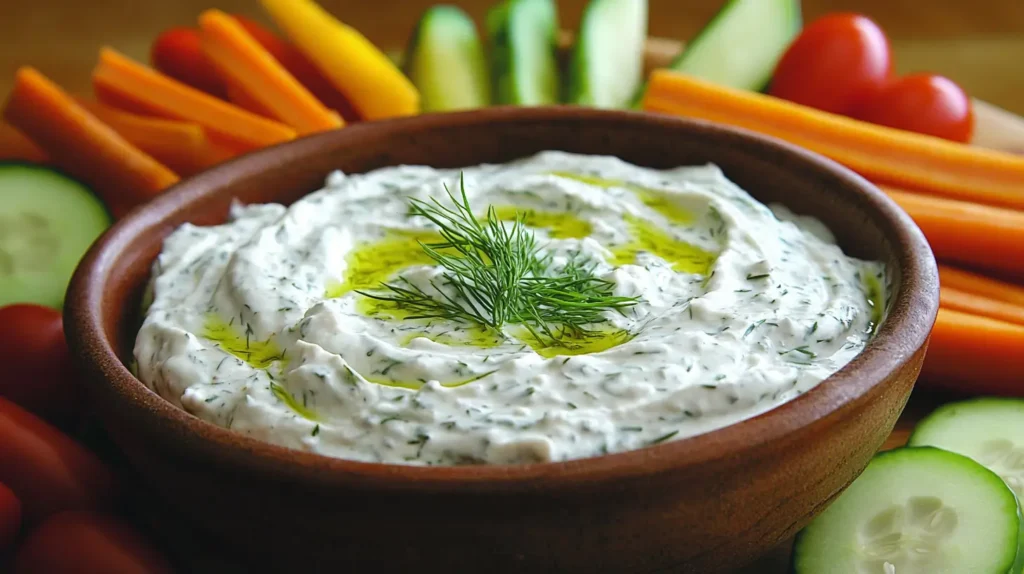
[134,151,886,466]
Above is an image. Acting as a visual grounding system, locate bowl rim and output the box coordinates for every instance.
[65,106,939,492]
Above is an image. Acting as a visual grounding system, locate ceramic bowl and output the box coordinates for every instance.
[64,106,939,573]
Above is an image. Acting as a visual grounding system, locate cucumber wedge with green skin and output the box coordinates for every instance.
[0,162,111,309]
[405,5,491,112]
[633,0,801,106]
[792,446,1022,574]
[486,0,560,106]
[567,0,648,108]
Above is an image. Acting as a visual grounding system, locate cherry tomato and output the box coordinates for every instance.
[0,304,78,422]
[14,511,173,574]
[852,73,974,143]
[151,27,228,99]
[0,397,114,524]
[0,483,21,552]
[770,13,893,115]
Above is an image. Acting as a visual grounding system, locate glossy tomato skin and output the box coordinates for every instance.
[13,511,173,574]
[0,304,79,423]
[852,73,974,142]
[769,13,893,115]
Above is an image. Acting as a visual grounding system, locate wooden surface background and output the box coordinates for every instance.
[4,0,1024,114]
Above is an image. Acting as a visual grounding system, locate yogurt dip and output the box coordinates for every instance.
[134,151,887,466]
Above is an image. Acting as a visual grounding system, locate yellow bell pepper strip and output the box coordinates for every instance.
[260,0,420,120]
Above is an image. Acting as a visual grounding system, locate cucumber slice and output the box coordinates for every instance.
[405,5,491,112]
[0,163,111,309]
[486,0,560,105]
[567,0,648,108]
[909,398,1024,501]
[633,0,800,106]
[793,447,1021,574]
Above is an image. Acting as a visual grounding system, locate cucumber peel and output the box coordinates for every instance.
[567,0,648,108]
[633,0,801,107]
[486,0,560,105]
[405,5,491,112]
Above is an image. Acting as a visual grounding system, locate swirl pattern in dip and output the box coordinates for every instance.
[134,151,887,465]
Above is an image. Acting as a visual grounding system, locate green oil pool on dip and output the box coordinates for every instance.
[490,205,592,239]
[863,272,887,334]
[359,367,499,390]
[325,230,443,298]
[512,324,635,358]
[270,382,319,421]
[202,314,286,370]
[612,215,716,275]
[548,171,695,224]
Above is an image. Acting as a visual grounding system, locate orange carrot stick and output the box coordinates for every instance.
[232,14,361,122]
[938,265,1024,307]
[75,98,234,177]
[92,47,296,151]
[881,186,1024,276]
[3,67,178,216]
[0,121,48,163]
[940,287,1024,327]
[151,27,229,99]
[642,70,1024,211]
[198,9,341,135]
[919,308,1024,396]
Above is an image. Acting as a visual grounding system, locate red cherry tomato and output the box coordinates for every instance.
[852,73,974,143]
[770,13,893,115]
[150,27,228,99]
[0,483,21,552]
[13,511,173,574]
[0,396,114,525]
[0,304,78,423]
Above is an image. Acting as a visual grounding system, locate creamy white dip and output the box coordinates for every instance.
[134,151,886,466]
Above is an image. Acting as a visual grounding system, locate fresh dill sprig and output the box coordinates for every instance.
[357,174,637,346]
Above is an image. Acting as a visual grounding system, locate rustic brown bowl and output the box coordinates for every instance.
[64,106,939,573]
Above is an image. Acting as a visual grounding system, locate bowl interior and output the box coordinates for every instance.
[69,106,938,487]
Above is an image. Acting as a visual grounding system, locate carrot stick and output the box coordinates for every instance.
[642,70,1024,211]
[150,27,228,99]
[940,287,1024,327]
[260,0,419,120]
[198,10,342,135]
[73,98,235,177]
[0,121,48,163]
[938,265,1024,307]
[881,186,1024,277]
[232,14,361,122]
[92,47,296,151]
[3,67,178,216]
[919,308,1024,396]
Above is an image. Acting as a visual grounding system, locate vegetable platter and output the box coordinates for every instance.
[2,0,1024,571]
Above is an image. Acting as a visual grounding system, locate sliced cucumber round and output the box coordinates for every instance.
[909,398,1024,501]
[405,5,491,112]
[486,0,560,106]
[567,0,648,108]
[0,162,111,309]
[793,446,1021,574]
